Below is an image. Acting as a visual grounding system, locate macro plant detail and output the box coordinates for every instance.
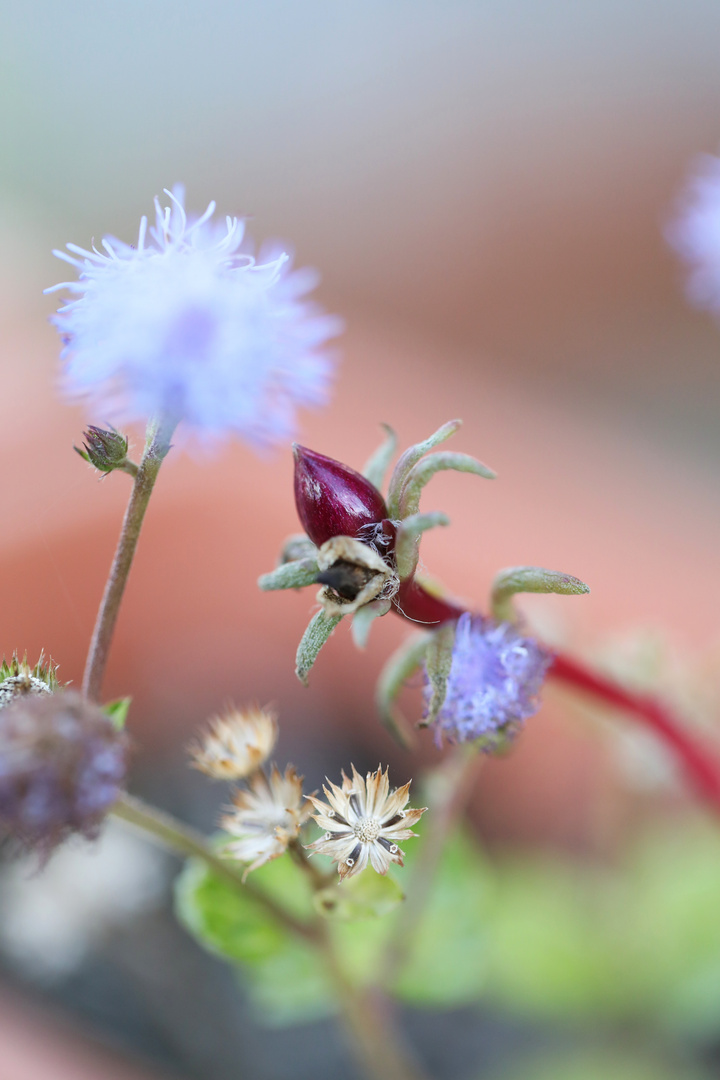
[0,170,715,1080]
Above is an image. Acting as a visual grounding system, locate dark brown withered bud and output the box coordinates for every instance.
[293,444,388,547]
[316,559,377,602]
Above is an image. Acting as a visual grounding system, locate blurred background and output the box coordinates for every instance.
[1,1,720,1077]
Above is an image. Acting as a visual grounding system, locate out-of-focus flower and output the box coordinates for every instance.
[667,153,720,312]
[0,652,59,710]
[426,612,551,749]
[221,765,310,879]
[46,188,341,448]
[0,820,166,982]
[189,705,277,781]
[0,690,128,852]
[305,765,425,880]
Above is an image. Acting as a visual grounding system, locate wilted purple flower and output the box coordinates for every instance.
[425,613,551,749]
[666,153,720,312]
[0,690,128,852]
[46,188,341,449]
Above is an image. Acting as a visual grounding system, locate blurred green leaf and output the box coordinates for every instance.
[314,871,404,921]
[490,1048,708,1080]
[392,828,492,1006]
[102,696,131,730]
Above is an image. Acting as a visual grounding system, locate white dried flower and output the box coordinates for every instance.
[305,765,426,880]
[189,706,278,781]
[220,766,311,879]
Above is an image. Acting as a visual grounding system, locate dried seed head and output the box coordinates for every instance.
[189,705,278,781]
[0,652,60,710]
[220,765,312,879]
[0,689,128,853]
[315,535,398,617]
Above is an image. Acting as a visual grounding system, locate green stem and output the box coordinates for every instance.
[111,792,320,944]
[82,416,176,701]
[383,744,482,984]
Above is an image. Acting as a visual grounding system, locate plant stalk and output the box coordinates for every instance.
[82,416,176,701]
[550,651,720,811]
[111,792,321,943]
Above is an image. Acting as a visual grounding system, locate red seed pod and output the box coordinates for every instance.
[393,577,466,627]
[293,445,388,547]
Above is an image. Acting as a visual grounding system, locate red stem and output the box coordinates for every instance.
[550,651,720,810]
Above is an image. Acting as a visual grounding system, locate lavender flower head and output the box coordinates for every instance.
[425,613,551,749]
[46,188,342,448]
[666,153,720,313]
[0,690,128,853]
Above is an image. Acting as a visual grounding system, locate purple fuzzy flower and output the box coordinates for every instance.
[425,613,551,749]
[0,691,128,853]
[666,153,720,313]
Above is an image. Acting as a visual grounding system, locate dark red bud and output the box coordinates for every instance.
[393,578,466,627]
[293,445,388,547]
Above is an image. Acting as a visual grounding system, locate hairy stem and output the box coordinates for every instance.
[550,651,720,810]
[383,744,482,984]
[82,416,176,701]
[111,792,321,943]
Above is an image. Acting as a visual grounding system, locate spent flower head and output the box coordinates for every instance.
[220,765,310,879]
[0,690,128,853]
[0,652,59,710]
[46,187,342,448]
[426,612,551,749]
[189,705,278,781]
[305,765,426,880]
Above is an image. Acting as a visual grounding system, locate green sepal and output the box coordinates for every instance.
[351,597,392,650]
[398,450,496,519]
[361,423,397,491]
[386,419,462,518]
[258,558,319,592]
[102,696,132,730]
[394,511,450,581]
[313,872,404,921]
[375,631,434,747]
[419,622,456,729]
[295,610,343,685]
[491,565,590,623]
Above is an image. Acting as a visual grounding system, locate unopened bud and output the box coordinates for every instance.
[293,444,387,547]
[75,425,132,475]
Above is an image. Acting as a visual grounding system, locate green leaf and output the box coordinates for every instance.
[398,451,496,519]
[495,1049,707,1080]
[420,622,455,728]
[351,597,392,649]
[295,609,343,685]
[490,565,589,623]
[314,871,404,921]
[375,631,434,747]
[386,419,462,518]
[392,829,492,1005]
[362,423,397,491]
[394,511,450,581]
[103,696,131,730]
[258,557,319,591]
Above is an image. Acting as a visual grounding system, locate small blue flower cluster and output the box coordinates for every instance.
[667,153,720,314]
[425,613,551,749]
[0,691,127,851]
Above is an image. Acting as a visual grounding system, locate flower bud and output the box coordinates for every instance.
[0,651,59,708]
[0,690,128,852]
[75,425,131,474]
[293,444,387,547]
